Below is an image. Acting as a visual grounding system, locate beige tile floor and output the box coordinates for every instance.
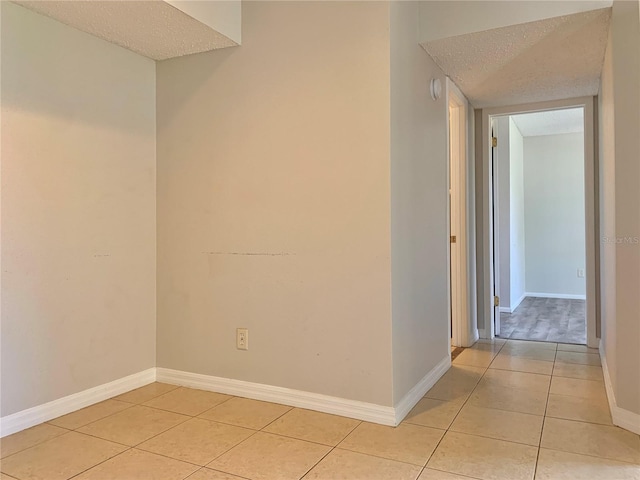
[1,339,639,480]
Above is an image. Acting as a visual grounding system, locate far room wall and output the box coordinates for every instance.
[524,132,586,297]
[498,119,585,313]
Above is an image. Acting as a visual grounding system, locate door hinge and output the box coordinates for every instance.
[494,296,500,307]
[450,235,457,244]
[492,137,498,148]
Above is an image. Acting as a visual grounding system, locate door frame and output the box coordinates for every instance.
[490,119,501,336]
[479,96,598,347]
[447,78,478,348]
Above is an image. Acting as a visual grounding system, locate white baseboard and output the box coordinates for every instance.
[464,328,479,348]
[478,328,488,339]
[393,356,450,425]
[1,357,453,437]
[511,293,526,311]
[156,368,397,426]
[454,325,479,348]
[0,368,156,438]
[525,292,586,300]
[499,292,526,313]
[599,342,640,435]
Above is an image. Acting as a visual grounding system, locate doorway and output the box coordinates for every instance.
[491,109,587,344]
[447,79,477,349]
[479,97,598,348]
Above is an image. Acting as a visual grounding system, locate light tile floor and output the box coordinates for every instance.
[1,339,639,480]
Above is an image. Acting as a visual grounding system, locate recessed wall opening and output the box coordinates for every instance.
[490,108,587,345]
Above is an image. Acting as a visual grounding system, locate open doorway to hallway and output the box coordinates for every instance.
[491,108,587,345]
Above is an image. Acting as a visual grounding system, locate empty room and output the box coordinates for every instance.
[1,1,639,480]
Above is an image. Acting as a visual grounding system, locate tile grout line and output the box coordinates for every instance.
[0,427,134,465]
[130,395,274,475]
[207,407,361,478]
[427,341,501,469]
[535,445,640,467]
[198,429,262,474]
[451,340,560,480]
[61,388,243,478]
[532,344,557,479]
[330,420,363,450]
[333,440,444,469]
[251,428,354,450]
[421,340,509,478]
[200,466,253,480]
[49,384,183,433]
[53,402,139,432]
[132,418,262,466]
[302,445,432,479]
[298,445,335,480]
[452,343,552,437]
[21,384,361,480]
[541,415,628,429]
[256,405,296,432]
[66,446,135,480]
[0,426,73,462]
[132,428,261,471]
[442,428,544,449]
[422,465,485,480]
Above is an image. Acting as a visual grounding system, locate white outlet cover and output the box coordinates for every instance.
[236,328,249,350]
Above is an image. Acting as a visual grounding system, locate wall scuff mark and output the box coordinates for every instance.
[202,252,295,257]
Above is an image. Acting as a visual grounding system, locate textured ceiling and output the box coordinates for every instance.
[422,8,611,108]
[511,108,584,137]
[12,1,238,61]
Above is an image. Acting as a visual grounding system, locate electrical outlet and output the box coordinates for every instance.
[577,268,585,278]
[236,328,248,350]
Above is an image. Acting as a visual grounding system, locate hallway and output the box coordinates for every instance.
[2,339,638,480]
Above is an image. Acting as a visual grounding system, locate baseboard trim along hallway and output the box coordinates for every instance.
[600,342,640,435]
[0,368,156,438]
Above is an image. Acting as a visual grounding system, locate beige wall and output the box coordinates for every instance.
[599,25,618,397]
[156,1,394,406]
[1,3,157,416]
[390,1,449,402]
[599,0,640,415]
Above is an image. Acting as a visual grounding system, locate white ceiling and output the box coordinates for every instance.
[12,1,238,61]
[510,108,584,137]
[422,8,611,108]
